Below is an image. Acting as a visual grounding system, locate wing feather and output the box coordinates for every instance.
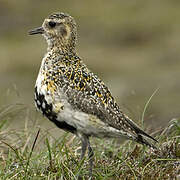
[57,58,157,145]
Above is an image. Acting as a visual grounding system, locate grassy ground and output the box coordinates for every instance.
[0,105,179,179]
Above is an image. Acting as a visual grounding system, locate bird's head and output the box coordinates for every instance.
[29,12,77,52]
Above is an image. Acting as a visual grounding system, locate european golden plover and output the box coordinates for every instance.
[29,12,157,176]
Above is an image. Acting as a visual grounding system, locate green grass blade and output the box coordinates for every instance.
[45,137,53,170]
[24,128,40,177]
[141,87,160,128]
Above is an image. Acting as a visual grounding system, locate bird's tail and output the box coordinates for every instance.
[136,134,157,149]
[124,116,158,149]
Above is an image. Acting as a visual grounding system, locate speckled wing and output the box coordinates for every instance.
[57,59,157,144]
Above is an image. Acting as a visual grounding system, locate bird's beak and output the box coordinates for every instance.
[28,27,44,35]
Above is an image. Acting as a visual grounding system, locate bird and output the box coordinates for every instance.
[28,12,157,177]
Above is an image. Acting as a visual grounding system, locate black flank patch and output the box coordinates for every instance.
[34,86,76,133]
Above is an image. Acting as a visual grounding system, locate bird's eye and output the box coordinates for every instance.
[48,21,56,28]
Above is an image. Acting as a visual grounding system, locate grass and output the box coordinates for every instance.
[0,104,179,179]
[141,87,160,129]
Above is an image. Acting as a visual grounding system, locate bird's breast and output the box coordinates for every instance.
[34,70,65,119]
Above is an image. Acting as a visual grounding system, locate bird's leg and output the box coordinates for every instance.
[79,135,94,178]
[76,135,88,179]
[87,139,94,177]
[80,135,88,161]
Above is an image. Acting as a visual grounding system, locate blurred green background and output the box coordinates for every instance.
[0,0,180,132]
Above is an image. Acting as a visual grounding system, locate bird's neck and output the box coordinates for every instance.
[42,43,79,69]
[46,36,76,54]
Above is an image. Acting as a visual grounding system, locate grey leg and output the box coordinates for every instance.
[76,135,88,180]
[87,139,94,177]
[80,135,88,161]
[78,134,94,178]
